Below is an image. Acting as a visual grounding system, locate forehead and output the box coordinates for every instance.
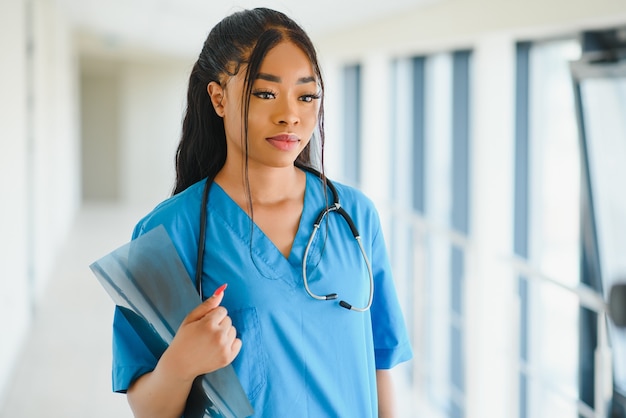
[221,41,317,89]
[257,41,315,76]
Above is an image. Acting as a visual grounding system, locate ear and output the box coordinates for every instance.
[207,81,225,117]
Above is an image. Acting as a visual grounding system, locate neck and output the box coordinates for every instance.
[215,160,304,206]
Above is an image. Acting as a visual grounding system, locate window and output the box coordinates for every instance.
[515,38,583,417]
[391,49,472,418]
[571,27,626,417]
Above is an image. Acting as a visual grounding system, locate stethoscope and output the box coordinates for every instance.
[195,163,374,312]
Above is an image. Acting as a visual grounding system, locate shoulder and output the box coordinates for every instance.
[331,180,376,211]
[313,175,382,237]
[320,176,378,217]
[132,179,206,239]
[304,171,375,209]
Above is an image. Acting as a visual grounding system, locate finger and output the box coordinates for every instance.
[231,337,242,357]
[219,319,234,337]
[219,314,232,329]
[200,306,228,327]
[183,283,227,324]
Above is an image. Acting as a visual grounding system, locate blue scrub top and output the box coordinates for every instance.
[112,170,413,417]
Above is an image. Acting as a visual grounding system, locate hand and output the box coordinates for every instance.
[162,284,242,382]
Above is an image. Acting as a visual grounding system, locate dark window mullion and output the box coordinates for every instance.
[342,64,362,185]
[514,41,531,418]
[412,56,426,214]
[450,49,472,418]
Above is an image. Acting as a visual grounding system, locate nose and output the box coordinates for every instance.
[273,96,300,126]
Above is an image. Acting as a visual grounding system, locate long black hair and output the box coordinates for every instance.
[173,8,326,195]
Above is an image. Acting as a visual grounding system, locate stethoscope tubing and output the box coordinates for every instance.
[301,201,374,312]
[196,163,374,312]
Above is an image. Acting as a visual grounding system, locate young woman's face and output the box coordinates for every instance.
[219,41,320,169]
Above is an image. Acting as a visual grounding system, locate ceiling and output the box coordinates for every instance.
[60,0,432,58]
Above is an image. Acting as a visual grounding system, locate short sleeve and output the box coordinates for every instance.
[368,211,414,369]
[111,307,159,392]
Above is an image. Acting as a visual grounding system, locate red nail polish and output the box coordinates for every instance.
[213,283,227,296]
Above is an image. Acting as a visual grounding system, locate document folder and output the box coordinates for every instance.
[89,225,253,418]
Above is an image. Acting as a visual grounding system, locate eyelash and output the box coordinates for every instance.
[252,89,321,103]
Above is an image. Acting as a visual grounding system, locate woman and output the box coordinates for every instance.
[112,7,413,417]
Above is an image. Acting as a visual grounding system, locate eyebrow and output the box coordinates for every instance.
[257,73,316,84]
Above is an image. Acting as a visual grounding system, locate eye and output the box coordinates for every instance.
[300,93,321,103]
[252,89,276,100]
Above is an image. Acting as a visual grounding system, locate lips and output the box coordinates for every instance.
[266,134,301,151]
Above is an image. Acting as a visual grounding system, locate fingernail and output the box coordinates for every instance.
[213,283,227,296]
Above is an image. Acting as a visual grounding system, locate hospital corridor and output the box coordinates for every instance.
[0,204,142,418]
[2,0,626,417]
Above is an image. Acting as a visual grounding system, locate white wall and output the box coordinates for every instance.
[0,0,80,404]
[31,0,81,299]
[118,59,191,205]
[80,56,192,207]
[0,0,30,405]
[81,66,122,201]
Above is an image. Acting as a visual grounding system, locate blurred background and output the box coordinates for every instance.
[2,0,626,417]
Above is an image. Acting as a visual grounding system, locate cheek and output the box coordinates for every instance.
[300,102,319,122]
[245,112,265,136]
[223,114,245,146]
[302,109,319,132]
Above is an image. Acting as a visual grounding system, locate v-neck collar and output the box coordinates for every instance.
[208,171,324,286]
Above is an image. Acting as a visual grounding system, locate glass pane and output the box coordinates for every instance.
[579,74,626,392]
[530,40,581,287]
[529,39,581,417]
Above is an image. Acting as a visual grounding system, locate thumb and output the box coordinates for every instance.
[183,283,227,324]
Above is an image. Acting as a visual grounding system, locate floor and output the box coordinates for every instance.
[0,203,148,418]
